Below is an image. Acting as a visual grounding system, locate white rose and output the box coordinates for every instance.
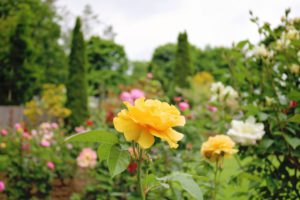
[227,116,265,145]
[210,82,225,94]
[276,36,290,50]
[254,45,269,57]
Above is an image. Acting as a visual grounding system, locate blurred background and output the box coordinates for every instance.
[0,0,299,199]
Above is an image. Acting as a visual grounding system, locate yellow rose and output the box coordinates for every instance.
[113,98,185,149]
[201,135,237,162]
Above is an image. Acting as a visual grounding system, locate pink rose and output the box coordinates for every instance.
[207,105,218,113]
[0,181,5,192]
[1,129,8,136]
[77,148,97,168]
[47,162,55,170]
[119,91,133,104]
[130,89,145,100]
[179,102,190,111]
[40,140,50,147]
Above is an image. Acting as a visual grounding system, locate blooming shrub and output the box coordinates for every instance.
[0,122,77,199]
[24,84,71,126]
[225,10,300,199]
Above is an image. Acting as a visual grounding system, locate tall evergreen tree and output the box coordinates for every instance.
[0,10,33,105]
[0,1,67,105]
[66,17,88,127]
[174,32,193,88]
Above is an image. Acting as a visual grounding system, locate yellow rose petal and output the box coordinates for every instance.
[137,131,155,149]
[113,111,141,141]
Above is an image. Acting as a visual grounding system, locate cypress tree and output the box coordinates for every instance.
[174,31,193,88]
[66,17,88,128]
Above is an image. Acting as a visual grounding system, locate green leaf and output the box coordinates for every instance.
[166,172,203,200]
[65,130,118,144]
[236,40,249,49]
[243,104,260,116]
[259,139,274,149]
[283,134,300,149]
[97,144,113,162]
[258,112,268,121]
[107,146,130,177]
[288,114,300,124]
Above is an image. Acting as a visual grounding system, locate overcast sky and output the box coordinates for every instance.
[56,0,300,60]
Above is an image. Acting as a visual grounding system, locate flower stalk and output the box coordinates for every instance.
[213,159,220,200]
[137,146,145,200]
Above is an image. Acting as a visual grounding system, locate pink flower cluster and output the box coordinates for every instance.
[173,96,190,111]
[33,122,59,148]
[76,148,97,168]
[119,89,145,105]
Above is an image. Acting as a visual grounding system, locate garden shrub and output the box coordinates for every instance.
[24,84,71,126]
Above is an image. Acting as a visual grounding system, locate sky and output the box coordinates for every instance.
[56,0,300,60]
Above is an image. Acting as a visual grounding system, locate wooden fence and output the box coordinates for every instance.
[0,106,24,128]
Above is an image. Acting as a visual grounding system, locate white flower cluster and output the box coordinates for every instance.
[227,116,265,146]
[276,26,299,50]
[286,27,300,40]
[210,82,238,105]
[254,45,269,57]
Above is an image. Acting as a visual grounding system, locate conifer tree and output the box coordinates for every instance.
[174,31,193,88]
[66,17,88,127]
